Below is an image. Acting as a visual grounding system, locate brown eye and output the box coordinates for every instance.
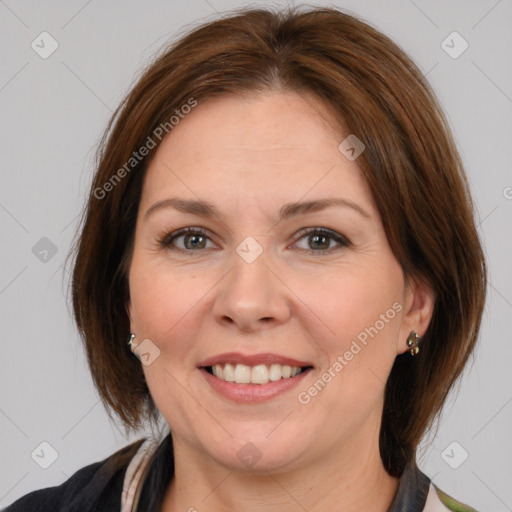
[182,233,207,249]
[158,228,214,252]
[294,228,350,254]
[309,233,331,250]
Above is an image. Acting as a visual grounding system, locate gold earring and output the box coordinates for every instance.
[406,331,420,356]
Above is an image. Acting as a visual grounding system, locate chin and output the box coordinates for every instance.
[200,429,309,474]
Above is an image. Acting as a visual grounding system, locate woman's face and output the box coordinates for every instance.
[128,91,432,473]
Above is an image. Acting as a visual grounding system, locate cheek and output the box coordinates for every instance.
[305,261,404,355]
[302,269,404,416]
[129,257,196,348]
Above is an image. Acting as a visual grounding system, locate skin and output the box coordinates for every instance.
[127,90,435,512]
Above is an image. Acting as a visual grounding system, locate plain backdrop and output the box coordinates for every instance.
[0,0,511,510]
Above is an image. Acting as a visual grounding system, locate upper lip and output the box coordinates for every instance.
[198,352,313,368]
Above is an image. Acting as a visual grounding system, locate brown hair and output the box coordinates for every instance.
[69,5,486,476]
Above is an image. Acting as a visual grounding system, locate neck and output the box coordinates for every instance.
[161,433,399,512]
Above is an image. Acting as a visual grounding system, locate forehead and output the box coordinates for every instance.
[161,91,343,162]
[140,91,376,215]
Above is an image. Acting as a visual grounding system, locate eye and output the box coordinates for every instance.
[157,226,350,255]
[293,227,351,254]
[157,227,216,252]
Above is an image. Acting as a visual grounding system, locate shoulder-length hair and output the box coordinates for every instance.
[69,6,486,476]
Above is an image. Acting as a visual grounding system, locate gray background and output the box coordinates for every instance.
[0,0,511,510]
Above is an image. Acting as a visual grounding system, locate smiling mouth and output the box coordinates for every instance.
[203,363,313,385]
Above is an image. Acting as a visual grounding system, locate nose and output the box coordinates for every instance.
[212,246,291,333]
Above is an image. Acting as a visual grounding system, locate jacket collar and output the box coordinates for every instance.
[388,460,431,512]
[136,434,431,512]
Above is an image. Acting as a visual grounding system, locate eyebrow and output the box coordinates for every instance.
[144,197,371,222]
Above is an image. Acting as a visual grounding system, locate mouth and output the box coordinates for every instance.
[197,352,314,402]
[202,363,313,385]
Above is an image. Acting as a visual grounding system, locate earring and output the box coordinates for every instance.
[127,333,135,348]
[406,331,420,356]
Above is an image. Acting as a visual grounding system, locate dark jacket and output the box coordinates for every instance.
[3,439,144,512]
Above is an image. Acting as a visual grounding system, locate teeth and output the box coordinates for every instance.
[210,363,305,385]
[213,364,224,379]
[269,364,282,381]
[234,364,251,383]
[282,365,291,378]
[223,363,235,382]
[251,364,269,384]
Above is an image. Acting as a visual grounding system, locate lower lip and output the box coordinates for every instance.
[199,368,312,403]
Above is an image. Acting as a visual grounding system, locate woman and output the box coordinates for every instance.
[5,6,486,512]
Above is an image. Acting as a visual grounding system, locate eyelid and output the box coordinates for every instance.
[158,226,351,254]
[157,227,218,251]
[291,227,351,251]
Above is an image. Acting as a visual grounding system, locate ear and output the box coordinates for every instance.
[125,300,132,320]
[125,299,136,331]
[125,300,139,351]
[397,275,435,355]
[124,279,137,333]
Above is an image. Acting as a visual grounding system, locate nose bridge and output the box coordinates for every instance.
[213,237,290,330]
[232,238,270,296]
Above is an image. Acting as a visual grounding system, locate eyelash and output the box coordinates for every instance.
[156,227,351,255]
